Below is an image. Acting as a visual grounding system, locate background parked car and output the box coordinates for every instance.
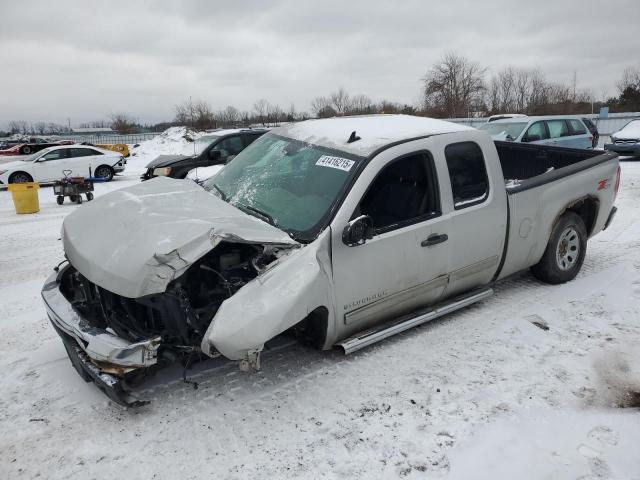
[479,116,594,149]
[141,128,268,180]
[0,145,125,185]
[605,119,640,156]
[0,137,67,155]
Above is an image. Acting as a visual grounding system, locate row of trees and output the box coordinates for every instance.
[423,52,640,118]
[172,98,310,130]
[4,113,142,136]
[5,56,639,135]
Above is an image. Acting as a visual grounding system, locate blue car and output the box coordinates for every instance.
[479,116,594,149]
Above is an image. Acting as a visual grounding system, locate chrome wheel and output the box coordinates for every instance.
[556,227,580,271]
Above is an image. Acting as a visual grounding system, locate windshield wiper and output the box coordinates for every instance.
[208,183,227,201]
[239,204,276,226]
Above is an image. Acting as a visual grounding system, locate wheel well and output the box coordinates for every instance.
[565,197,599,236]
[9,171,33,183]
[96,164,114,172]
[286,307,329,349]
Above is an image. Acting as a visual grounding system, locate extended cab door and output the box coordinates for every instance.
[430,133,507,297]
[330,141,450,340]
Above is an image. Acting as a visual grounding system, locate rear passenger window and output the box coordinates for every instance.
[445,142,489,209]
[359,152,440,232]
[70,148,93,157]
[547,120,570,138]
[568,119,587,135]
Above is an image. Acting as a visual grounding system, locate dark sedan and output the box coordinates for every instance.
[141,128,268,181]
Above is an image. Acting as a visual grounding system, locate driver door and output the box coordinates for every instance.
[330,142,450,340]
[34,148,70,182]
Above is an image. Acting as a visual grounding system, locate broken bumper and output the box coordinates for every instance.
[42,269,161,369]
[42,268,161,405]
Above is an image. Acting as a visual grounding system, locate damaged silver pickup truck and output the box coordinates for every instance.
[42,115,620,405]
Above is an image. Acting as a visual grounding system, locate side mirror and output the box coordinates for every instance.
[342,215,374,247]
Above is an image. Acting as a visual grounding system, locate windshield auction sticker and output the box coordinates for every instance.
[315,155,355,172]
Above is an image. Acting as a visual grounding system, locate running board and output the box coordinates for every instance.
[337,288,493,355]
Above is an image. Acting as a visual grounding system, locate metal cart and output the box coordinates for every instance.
[53,170,95,205]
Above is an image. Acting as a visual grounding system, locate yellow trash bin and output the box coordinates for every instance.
[7,182,40,214]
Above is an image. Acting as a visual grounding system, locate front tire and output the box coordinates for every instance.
[94,165,114,181]
[530,212,587,284]
[8,171,33,183]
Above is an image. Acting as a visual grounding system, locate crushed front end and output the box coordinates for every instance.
[43,241,283,406]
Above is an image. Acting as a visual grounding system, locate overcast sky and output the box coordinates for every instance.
[0,0,638,127]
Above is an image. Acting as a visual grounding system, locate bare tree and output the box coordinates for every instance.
[329,87,351,115]
[616,65,640,94]
[8,120,28,134]
[217,106,240,127]
[423,52,486,118]
[310,96,334,118]
[252,99,270,125]
[175,99,216,129]
[33,122,47,135]
[109,113,138,134]
[348,94,374,115]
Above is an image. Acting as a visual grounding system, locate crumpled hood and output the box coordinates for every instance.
[145,154,193,169]
[62,177,298,298]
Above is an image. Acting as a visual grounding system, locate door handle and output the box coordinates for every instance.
[421,233,448,247]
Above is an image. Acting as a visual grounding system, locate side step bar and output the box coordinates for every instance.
[337,288,493,354]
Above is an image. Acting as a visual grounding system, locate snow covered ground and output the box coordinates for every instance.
[0,132,639,479]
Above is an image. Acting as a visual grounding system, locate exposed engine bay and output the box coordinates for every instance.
[59,242,282,360]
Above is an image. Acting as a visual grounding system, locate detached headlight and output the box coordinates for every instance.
[153,167,172,176]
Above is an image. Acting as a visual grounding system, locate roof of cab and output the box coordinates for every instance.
[272,114,474,157]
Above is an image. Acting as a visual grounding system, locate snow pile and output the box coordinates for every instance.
[126,126,206,174]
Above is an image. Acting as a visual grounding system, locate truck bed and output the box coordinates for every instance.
[495,141,615,193]
[493,141,619,281]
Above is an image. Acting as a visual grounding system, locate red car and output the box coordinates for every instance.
[0,138,72,155]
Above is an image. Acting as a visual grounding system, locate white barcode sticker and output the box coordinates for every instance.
[315,155,355,172]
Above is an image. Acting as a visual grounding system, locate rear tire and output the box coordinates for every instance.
[95,165,114,181]
[86,192,94,201]
[530,212,587,284]
[8,171,33,183]
[21,145,31,155]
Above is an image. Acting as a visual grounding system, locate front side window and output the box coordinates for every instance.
[546,120,570,138]
[213,136,245,157]
[358,153,439,232]
[204,134,363,241]
[445,142,489,209]
[524,121,548,142]
[39,149,67,162]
